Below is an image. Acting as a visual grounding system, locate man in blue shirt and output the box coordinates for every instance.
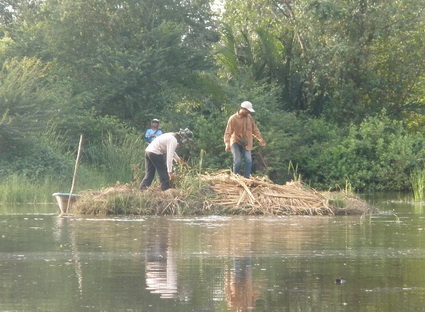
[144,119,163,144]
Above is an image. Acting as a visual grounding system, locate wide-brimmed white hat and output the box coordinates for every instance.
[241,101,255,112]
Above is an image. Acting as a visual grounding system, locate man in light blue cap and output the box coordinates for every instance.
[144,118,163,144]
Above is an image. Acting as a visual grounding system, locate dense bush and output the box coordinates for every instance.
[255,112,340,184]
[0,137,73,181]
[309,114,425,191]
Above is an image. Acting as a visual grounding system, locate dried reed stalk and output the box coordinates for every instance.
[201,171,334,215]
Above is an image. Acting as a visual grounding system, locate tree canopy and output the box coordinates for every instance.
[1,0,425,191]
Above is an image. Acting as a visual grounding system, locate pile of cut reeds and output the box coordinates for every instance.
[72,183,189,215]
[200,171,334,215]
[69,171,371,216]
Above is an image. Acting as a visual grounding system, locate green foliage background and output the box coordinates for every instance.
[0,0,424,202]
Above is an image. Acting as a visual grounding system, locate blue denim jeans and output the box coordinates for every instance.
[231,143,252,178]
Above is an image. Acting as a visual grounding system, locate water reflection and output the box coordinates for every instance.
[1,196,425,311]
[412,202,424,214]
[145,220,178,298]
[142,217,265,310]
[225,255,258,312]
[54,217,83,298]
[141,216,341,310]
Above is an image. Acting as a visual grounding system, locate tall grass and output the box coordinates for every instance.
[88,133,145,185]
[288,161,301,182]
[0,174,71,203]
[41,128,145,187]
[39,124,72,155]
[0,164,138,204]
[0,130,145,204]
[411,167,425,202]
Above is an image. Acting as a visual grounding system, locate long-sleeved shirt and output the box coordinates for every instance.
[144,128,163,144]
[145,132,181,173]
[224,112,264,151]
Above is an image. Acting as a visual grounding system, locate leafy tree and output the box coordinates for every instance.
[0,57,69,147]
[217,0,425,123]
[1,0,425,193]
[5,0,220,126]
[301,0,425,123]
[0,0,42,27]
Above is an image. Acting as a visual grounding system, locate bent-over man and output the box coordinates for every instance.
[139,128,193,191]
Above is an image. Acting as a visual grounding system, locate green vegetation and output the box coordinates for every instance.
[411,168,425,202]
[1,0,425,204]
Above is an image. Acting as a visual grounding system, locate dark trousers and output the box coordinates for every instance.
[139,152,171,191]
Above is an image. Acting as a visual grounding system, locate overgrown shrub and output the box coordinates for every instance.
[311,114,425,191]
[0,135,73,180]
[260,112,340,184]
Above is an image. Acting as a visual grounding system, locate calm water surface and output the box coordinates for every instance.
[1,194,425,311]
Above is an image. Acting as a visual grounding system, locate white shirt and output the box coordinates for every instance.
[145,133,181,173]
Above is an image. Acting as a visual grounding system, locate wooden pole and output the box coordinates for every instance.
[65,135,83,214]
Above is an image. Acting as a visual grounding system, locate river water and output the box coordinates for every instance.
[1,194,424,312]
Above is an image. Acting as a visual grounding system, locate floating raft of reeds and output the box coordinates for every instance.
[200,171,335,215]
[71,171,372,216]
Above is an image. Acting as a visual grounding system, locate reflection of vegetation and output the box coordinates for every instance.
[413,202,424,215]
[411,168,425,202]
[393,213,401,224]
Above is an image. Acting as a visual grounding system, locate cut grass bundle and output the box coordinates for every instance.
[73,182,204,216]
[202,171,334,215]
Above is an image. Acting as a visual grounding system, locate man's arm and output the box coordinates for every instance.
[251,119,267,147]
[165,139,179,173]
[144,130,152,143]
[224,117,233,152]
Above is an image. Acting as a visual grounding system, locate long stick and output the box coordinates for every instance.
[66,135,83,213]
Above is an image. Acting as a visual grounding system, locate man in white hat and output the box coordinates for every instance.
[144,118,163,144]
[224,101,266,178]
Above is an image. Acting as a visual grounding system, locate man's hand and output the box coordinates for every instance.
[225,144,231,152]
[168,173,176,181]
[260,140,267,147]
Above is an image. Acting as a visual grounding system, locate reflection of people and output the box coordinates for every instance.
[139,128,193,191]
[145,223,178,299]
[225,256,258,312]
[224,101,266,178]
[144,118,163,144]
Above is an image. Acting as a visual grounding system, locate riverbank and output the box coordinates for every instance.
[70,171,373,216]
